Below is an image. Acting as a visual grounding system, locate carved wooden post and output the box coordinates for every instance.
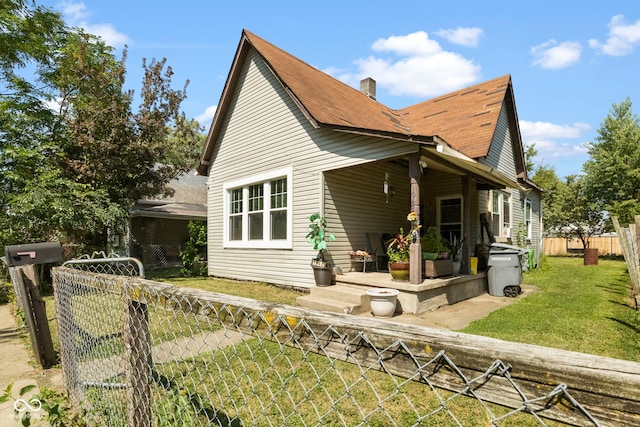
[409,152,422,284]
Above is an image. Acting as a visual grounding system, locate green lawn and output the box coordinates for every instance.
[462,256,640,362]
[154,275,305,306]
[154,258,639,361]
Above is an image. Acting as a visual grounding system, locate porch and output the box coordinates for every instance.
[296,271,488,316]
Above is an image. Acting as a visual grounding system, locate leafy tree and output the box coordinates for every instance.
[524,143,538,175]
[0,2,203,248]
[582,98,640,226]
[544,175,605,249]
[531,164,560,193]
[180,221,207,276]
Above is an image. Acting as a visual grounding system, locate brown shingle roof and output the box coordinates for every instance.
[244,30,415,138]
[399,74,512,159]
[198,30,520,174]
[244,31,513,157]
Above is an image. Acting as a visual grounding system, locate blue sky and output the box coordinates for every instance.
[39,0,640,179]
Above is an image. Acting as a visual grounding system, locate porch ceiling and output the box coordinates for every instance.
[420,146,520,190]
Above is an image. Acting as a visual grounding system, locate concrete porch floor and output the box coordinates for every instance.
[335,271,489,315]
[295,269,538,330]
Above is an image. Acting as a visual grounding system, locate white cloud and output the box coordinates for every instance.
[337,31,481,99]
[195,105,217,127]
[520,120,590,162]
[58,1,130,48]
[588,15,640,56]
[531,40,582,70]
[434,27,484,47]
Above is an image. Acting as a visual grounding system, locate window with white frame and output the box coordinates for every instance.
[223,168,292,248]
[525,199,532,240]
[490,190,511,238]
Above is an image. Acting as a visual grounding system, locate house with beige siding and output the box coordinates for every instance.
[197,29,542,290]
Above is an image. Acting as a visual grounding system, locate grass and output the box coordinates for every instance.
[153,275,305,306]
[462,256,640,362]
[28,257,639,425]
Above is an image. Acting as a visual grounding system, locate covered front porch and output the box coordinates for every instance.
[296,270,488,315]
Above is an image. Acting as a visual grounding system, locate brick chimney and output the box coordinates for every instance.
[360,77,376,100]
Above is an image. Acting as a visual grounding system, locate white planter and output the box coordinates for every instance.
[366,288,400,318]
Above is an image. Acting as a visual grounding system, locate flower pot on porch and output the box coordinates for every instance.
[388,261,410,281]
[311,263,335,286]
[452,260,462,276]
[424,259,453,279]
[366,288,400,317]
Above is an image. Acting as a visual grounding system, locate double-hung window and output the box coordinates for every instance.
[223,167,292,248]
[490,191,511,238]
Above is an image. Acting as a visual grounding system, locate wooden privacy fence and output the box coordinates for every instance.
[612,215,640,306]
[544,236,622,256]
[51,266,640,426]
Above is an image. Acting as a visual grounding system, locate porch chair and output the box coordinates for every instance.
[366,232,391,271]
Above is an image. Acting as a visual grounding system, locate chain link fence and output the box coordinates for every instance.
[51,266,640,426]
[129,244,182,270]
[63,252,144,277]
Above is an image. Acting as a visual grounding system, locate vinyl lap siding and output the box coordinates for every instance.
[206,49,417,288]
[323,162,411,270]
[484,103,517,181]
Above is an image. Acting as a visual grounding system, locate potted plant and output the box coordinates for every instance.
[386,212,422,281]
[386,228,411,281]
[422,227,454,278]
[445,235,465,276]
[306,213,336,286]
[421,227,445,261]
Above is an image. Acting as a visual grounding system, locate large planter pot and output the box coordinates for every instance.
[312,264,335,286]
[424,259,453,279]
[388,261,410,281]
[452,260,462,276]
[583,248,599,266]
[366,288,400,318]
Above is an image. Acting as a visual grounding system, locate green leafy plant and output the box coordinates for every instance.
[421,226,445,254]
[387,212,423,263]
[445,235,465,261]
[180,221,207,277]
[1,382,84,426]
[306,213,336,262]
[386,228,411,262]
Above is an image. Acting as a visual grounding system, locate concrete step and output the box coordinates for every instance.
[295,295,363,314]
[309,284,370,305]
[296,284,371,315]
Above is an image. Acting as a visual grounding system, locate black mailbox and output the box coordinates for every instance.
[4,242,63,267]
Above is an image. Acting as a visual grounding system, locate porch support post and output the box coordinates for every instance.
[462,175,472,274]
[409,152,422,284]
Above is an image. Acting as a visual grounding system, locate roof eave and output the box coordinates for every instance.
[197,30,253,176]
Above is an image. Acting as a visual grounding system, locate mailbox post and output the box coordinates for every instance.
[4,242,63,368]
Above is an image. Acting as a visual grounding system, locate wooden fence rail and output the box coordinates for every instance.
[51,267,640,426]
[544,236,622,256]
[612,215,640,305]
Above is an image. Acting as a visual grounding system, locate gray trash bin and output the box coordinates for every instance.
[487,243,527,297]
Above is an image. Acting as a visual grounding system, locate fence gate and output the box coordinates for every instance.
[62,252,144,277]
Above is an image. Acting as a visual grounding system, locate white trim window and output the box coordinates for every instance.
[223,167,292,249]
[490,190,512,238]
[524,199,532,240]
